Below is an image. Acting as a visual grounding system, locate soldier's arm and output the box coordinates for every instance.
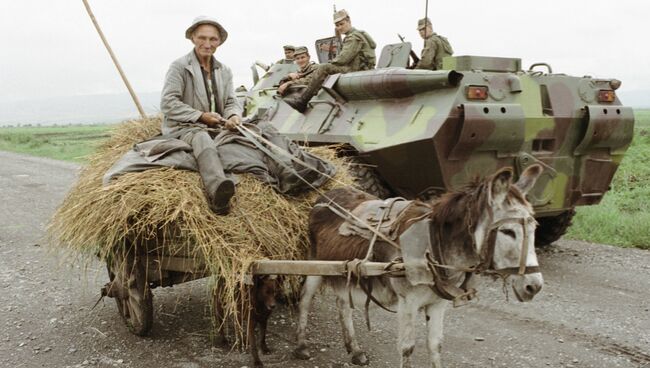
[432,37,445,69]
[415,39,437,70]
[331,35,362,66]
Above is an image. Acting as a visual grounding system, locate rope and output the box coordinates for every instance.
[234,124,401,250]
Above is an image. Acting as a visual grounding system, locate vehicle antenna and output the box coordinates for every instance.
[424,0,430,38]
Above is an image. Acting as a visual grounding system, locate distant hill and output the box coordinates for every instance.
[0,89,647,128]
[0,92,161,127]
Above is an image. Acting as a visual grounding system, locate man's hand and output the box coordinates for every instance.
[277,81,293,95]
[287,72,301,80]
[199,112,224,127]
[224,115,241,131]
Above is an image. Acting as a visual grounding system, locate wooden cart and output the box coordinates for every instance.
[101,245,405,336]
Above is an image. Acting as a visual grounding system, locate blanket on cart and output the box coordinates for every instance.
[103,121,336,195]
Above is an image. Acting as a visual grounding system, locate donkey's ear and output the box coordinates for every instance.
[489,167,513,205]
[515,164,543,194]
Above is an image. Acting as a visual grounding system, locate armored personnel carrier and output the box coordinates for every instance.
[243,44,634,246]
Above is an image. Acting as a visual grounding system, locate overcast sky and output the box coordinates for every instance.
[1,0,648,104]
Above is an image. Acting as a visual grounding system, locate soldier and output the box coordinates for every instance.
[285,9,376,113]
[160,16,242,215]
[414,17,453,70]
[277,46,319,95]
[276,45,296,64]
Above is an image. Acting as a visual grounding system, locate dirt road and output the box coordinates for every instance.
[1,150,649,368]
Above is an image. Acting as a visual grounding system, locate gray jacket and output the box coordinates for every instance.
[160,50,242,134]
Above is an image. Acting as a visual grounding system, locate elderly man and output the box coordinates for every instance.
[414,17,454,70]
[160,16,242,215]
[284,9,376,113]
[277,46,319,96]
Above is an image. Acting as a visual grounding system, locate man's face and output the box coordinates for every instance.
[334,18,352,34]
[418,25,433,39]
[284,49,295,59]
[191,24,221,58]
[294,53,310,68]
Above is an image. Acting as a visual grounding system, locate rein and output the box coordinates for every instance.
[425,214,539,306]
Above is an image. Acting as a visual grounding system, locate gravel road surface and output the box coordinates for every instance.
[1,150,649,368]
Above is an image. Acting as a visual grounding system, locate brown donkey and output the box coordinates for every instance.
[294,165,544,368]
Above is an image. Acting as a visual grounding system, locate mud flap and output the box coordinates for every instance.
[399,219,434,287]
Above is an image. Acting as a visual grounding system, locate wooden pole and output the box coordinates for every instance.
[82,0,147,119]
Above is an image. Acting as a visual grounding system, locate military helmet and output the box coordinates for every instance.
[294,46,309,56]
[283,45,296,51]
[417,17,432,30]
[333,9,350,23]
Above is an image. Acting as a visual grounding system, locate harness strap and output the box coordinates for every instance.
[424,252,477,305]
[316,203,402,250]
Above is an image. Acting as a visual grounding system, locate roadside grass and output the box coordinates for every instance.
[1,110,649,249]
[565,109,650,249]
[0,125,112,163]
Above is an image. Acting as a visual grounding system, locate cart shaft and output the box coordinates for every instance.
[251,260,405,277]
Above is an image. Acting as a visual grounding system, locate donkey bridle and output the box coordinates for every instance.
[427,215,539,304]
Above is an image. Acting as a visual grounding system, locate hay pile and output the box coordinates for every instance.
[48,116,353,341]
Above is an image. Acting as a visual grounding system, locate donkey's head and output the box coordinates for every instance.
[473,164,544,302]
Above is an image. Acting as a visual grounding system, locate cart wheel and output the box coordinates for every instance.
[106,252,153,336]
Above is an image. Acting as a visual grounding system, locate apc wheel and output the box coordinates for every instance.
[106,251,153,336]
[534,209,576,247]
[348,158,393,199]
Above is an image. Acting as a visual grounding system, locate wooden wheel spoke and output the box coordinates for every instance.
[106,250,153,336]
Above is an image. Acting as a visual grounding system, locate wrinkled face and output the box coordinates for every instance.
[191,24,221,59]
[294,53,310,68]
[473,166,544,302]
[284,49,295,59]
[335,18,352,34]
[418,25,433,39]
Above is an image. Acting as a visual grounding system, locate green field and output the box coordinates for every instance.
[1,112,649,249]
[0,124,113,162]
[564,109,650,249]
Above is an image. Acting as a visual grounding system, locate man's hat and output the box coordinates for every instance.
[294,46,309,56]
[185,16,228,44]
[417,17,432,30]
[333,9,350,23]
[283,45,296,51]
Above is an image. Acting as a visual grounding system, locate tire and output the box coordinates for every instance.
[347,158,393,199]
[534,208,576,247]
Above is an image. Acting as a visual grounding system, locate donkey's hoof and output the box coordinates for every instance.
[351,351,369,366]
[293,346,311,360]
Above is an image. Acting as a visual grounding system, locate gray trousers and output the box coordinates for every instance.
[180,128,229,183]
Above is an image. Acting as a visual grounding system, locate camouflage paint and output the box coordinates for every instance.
[245,54,634,217]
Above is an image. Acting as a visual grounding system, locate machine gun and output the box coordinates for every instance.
[398,34,420,68]
[328,5,342,61]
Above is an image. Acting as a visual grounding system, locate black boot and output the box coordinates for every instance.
[196,148,235,215]
[283,76,324,113]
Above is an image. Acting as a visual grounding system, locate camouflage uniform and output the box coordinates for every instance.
[284,10,376,112]
[415,34,445,70]
[294,62,320,85]
[415,18,452,70]
[310,27,376,79]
